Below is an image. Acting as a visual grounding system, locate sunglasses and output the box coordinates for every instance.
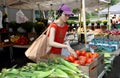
[64,14,71,17]
[63,13,71,17]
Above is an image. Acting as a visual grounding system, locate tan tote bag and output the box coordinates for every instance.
[25,27,51,62]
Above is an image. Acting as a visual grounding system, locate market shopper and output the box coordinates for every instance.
[111,15,117,29]
[47,4,77,57]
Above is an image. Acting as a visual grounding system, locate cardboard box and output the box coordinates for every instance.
[109,35,119,40]
[97,54,104,76]
[78,59,97,78]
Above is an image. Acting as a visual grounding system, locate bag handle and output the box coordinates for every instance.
[41,26,50,36]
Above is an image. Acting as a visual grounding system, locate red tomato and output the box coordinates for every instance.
[64,57,69,61]
[79,56,87,60]
[80,50,86,56]
[79,60,86,66]
[92,53,99,58]
[71,54,77,59]
[67,55,75,62]
[85,53,90,58]
[88,53,94,58]
[73,60,80,65]
[79,56,87,64]
[75,50,81,56]
[86,58,94,65]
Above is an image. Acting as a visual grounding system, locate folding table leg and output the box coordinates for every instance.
[9,47,14,63]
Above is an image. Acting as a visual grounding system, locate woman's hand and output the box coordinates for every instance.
[66,46,77,57]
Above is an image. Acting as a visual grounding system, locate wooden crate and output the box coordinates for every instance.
[78,59,97,78]
[96,54,104,76]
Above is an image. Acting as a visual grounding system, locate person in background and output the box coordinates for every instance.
[47,4,77,57]
[111,15,117,29]
[118,16,120,24]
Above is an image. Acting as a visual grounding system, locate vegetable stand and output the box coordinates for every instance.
[98,55,115,78]
[87,31,120,78]
[98,48,120,78]
[12,45,120,78]
[0,40,120,78]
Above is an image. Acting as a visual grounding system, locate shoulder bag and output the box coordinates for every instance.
[25,27,51,62]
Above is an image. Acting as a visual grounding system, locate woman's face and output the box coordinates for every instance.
[60,12,70,22]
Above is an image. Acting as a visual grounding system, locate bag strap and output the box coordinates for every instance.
[41,26,50,35]
[41,22,60,36]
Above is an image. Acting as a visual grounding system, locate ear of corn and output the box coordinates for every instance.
[49,68,69,78]
[0,72,5,78]
[20,71,34,77]
[0,58,88,78]
[33,69,55,78]
[31,76,37,78]
[58,58,81,73]
[27,63,37,67]
[56,65,77,74]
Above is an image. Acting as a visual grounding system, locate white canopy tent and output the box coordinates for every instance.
[98,2,120,30]
[0,0,104,11]
[99,2,120,14]
[0,0,105,43]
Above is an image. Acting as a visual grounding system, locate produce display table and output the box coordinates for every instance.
[0,43,14,63]
[11,44,30,62]
[13,45,30,48]
[0,44,30,63]
[0,44,13,48]
[98,48,120,78]
[0,41,120,78]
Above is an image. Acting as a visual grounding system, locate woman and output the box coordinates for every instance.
[48,4,77,57]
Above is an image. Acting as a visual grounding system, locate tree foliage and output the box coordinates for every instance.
[110,0,119,5]
[72,8,80,14]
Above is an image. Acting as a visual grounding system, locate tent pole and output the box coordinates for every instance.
[108,3,111,30]
[77,0,82,44]
[82,0,87,44]
[3,0,9,22]
[37,3,41,19]
[79,0,82,28]
[32,9,36,22]
[98,0,100,19]
[42,11,46,19]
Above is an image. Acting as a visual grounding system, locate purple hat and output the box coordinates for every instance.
[59,4,74,15]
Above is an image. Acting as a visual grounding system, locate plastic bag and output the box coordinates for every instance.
[16,10,28,23]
